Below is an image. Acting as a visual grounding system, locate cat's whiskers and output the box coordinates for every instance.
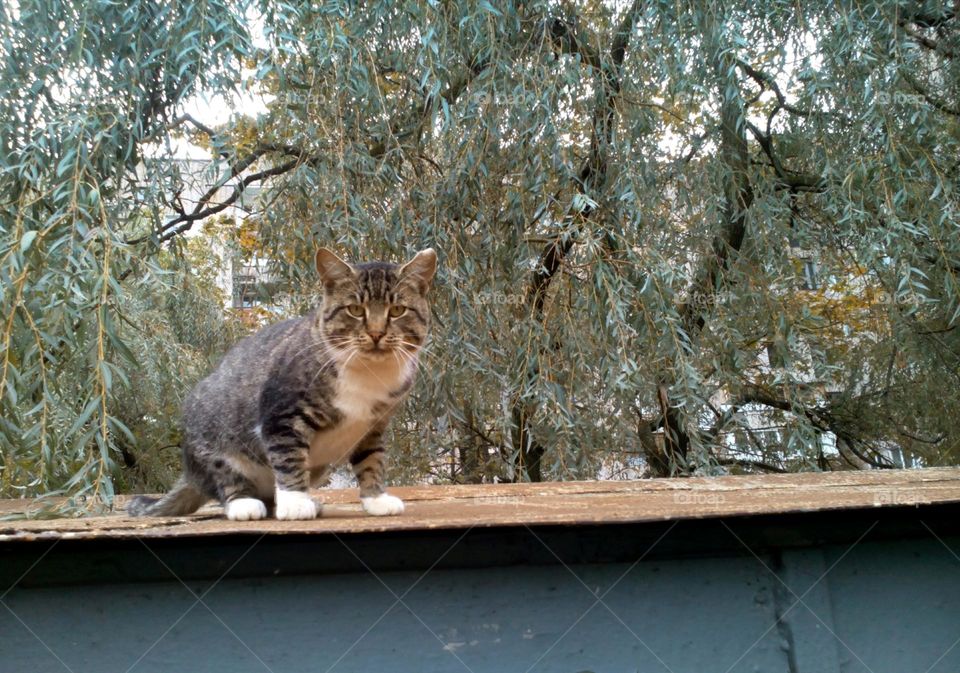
[408,345,436,366]
[305,338,361,390]
[390,348,404,374]
[292,334,365,379]
[392,353,416,379]
[307,356,342,389]
[397,336,432,354]
[287,337,345,365]
[396,340,436,369]
[314,344,364,388]
[391,344,424,377]
[349,351,399,389]
[319,336,357,352]
[339,345,362,371]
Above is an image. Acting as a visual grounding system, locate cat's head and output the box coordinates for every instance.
[314,247,436,363]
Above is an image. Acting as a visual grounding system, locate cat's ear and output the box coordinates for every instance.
[315,248,354,287]
[399,248,437,293]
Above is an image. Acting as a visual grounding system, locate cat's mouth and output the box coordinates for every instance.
[347,339,416,358]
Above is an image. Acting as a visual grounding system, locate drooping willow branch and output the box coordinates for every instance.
[134,44,500,248]
[512,1,643,481]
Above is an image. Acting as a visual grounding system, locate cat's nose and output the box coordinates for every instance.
[368,330,385,344]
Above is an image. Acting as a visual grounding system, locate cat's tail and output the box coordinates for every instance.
[127,477,208,517]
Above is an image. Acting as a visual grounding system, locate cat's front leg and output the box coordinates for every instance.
[351,432,404,516]
[262,430,319,521]
[275,487,319,520]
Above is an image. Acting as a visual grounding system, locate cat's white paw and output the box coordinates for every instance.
[226,498,268,521]
[361,493,405,516]
[275,489,318,520]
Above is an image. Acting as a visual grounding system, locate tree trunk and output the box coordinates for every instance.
[648,28,754,475]
[459,405,485,484]
[510,2,642,481]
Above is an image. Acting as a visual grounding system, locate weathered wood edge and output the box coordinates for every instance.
[2,467,958,543]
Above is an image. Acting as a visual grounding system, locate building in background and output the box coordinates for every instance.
[149,157,283,312]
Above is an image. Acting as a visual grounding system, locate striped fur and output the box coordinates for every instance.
[128,248,436,520]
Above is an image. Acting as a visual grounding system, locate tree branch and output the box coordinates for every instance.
[677,51,753,335]
[898,20,957,59]
[161,159,299,243]
[900,69,960,115]
[901,6,956,28]
[745,121,827,192]
[161,113,228,156]
[367,51,491,159]
[127,148,300,245]
[544,17,602,69]
[735,385,897,469]
[527,1,641,316]
[736,59,811,117]
[715,458,787,473]
[894,426,946,444]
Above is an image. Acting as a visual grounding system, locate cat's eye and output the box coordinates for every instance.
[346,304,365,318]
[388,305,407,318]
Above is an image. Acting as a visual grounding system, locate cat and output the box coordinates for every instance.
[128,246,436,521]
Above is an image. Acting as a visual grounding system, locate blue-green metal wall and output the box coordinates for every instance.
[2,533,958,673]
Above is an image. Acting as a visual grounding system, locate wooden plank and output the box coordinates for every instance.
[1,467,958,542]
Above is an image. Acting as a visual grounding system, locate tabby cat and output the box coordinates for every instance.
[128,247,436,521]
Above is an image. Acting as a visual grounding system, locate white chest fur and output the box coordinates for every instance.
[307,354,414,468]
[334,355,410,420]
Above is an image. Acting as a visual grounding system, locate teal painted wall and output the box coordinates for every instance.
[2,534,959,673]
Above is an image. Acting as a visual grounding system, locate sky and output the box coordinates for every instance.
[166,87,272,160]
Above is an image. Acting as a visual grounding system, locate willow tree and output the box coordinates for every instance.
[2,0,959,504]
